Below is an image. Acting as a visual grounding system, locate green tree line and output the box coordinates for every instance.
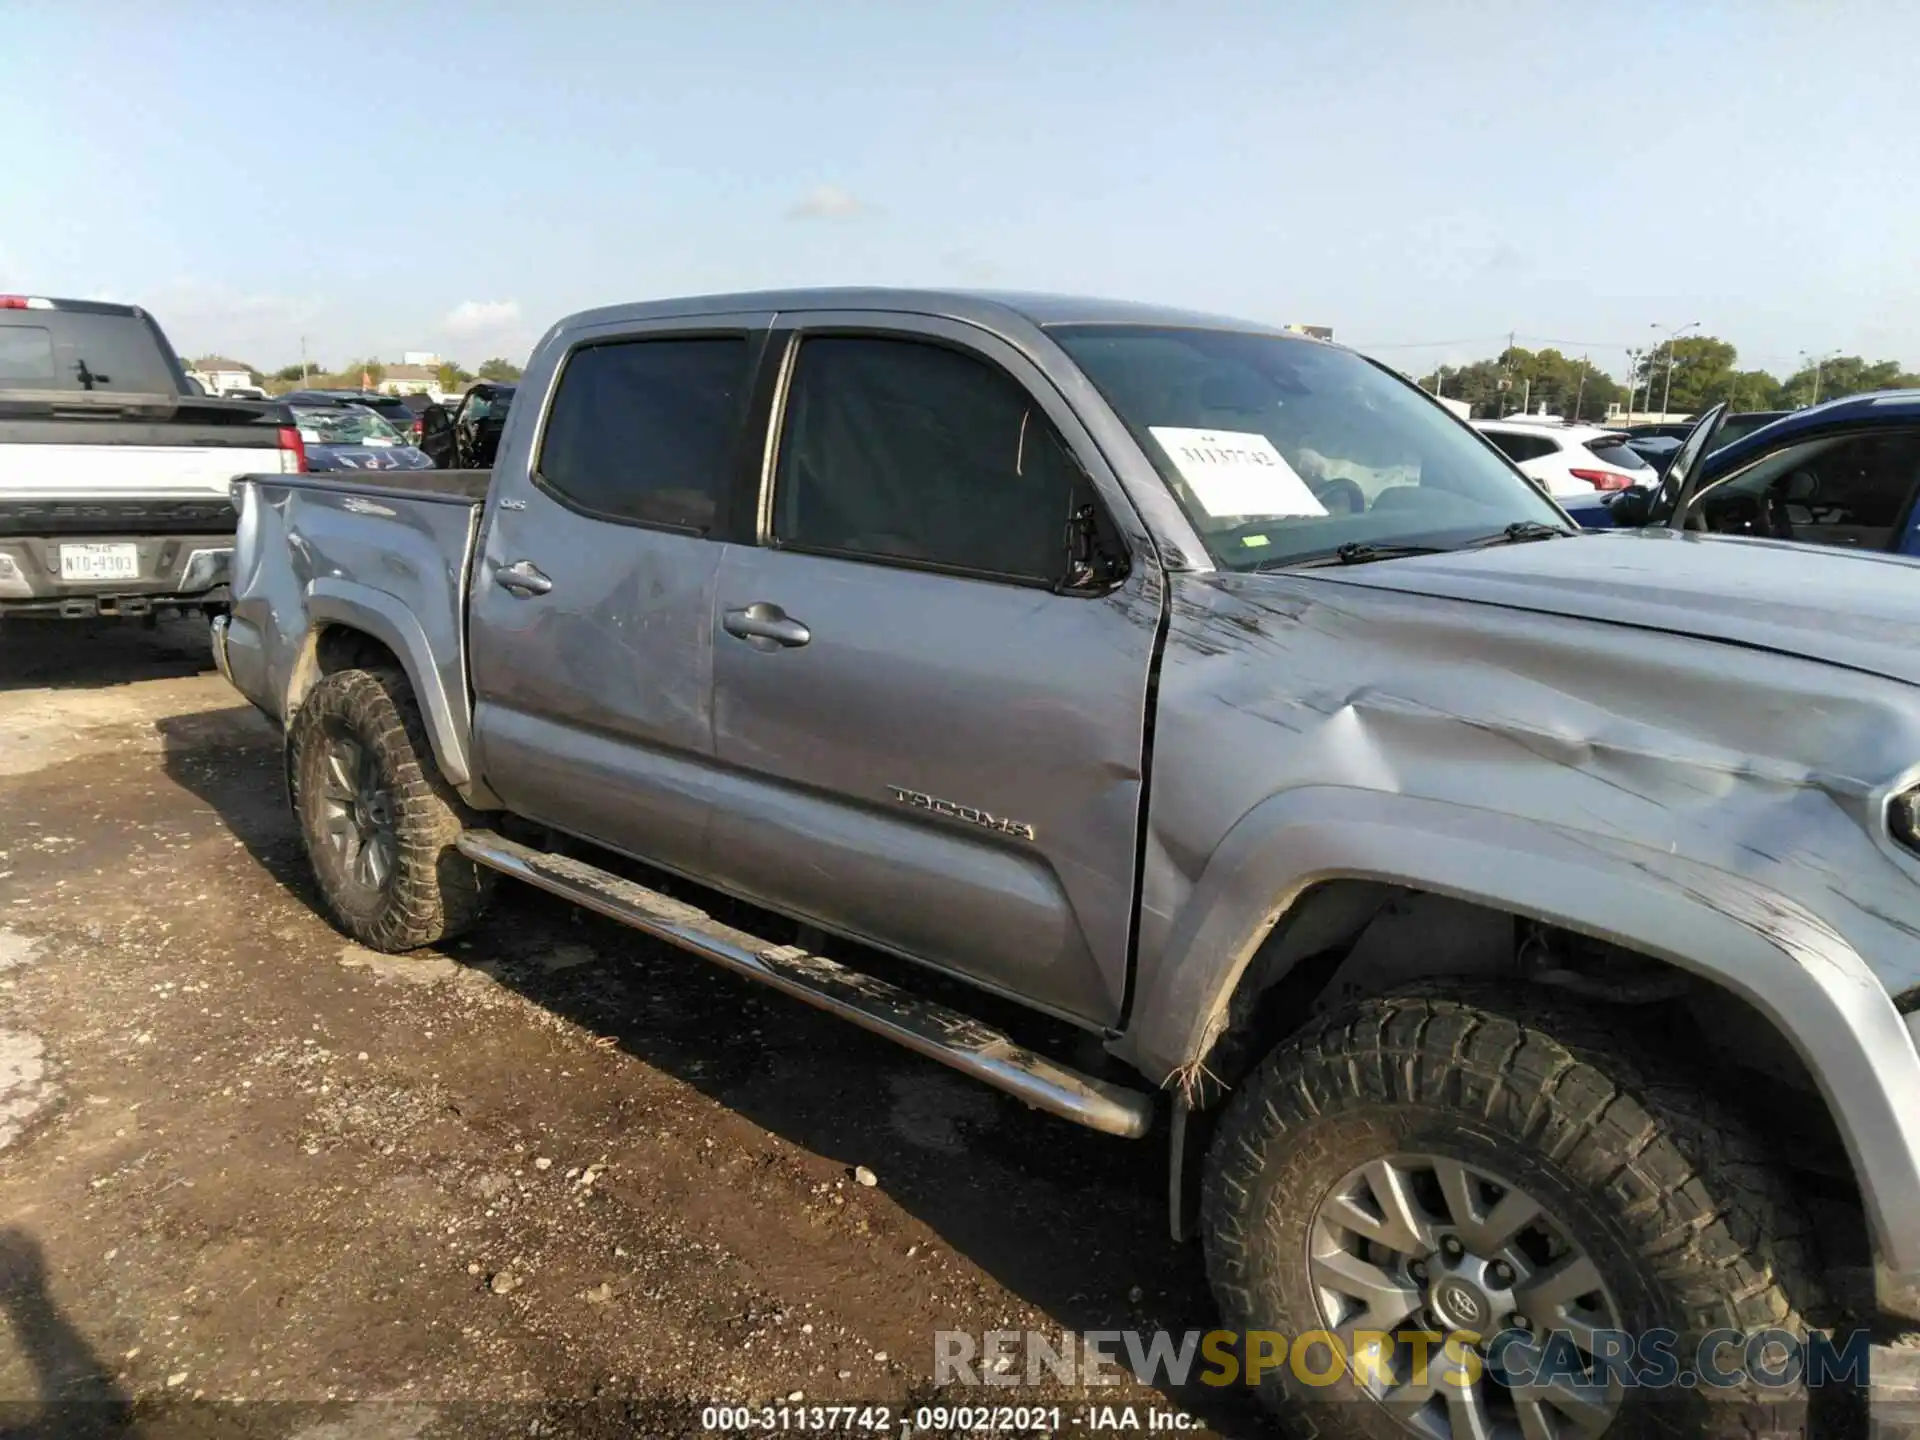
[1418,338,1920,420]
[191,357,525,395]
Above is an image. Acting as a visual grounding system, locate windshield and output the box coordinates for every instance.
[463,389,513,423]
[293,405,405,447]
[1051,325,1566,568]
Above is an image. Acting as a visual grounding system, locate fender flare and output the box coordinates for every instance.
[1122,785,1920,1278]
[290,579,472,788]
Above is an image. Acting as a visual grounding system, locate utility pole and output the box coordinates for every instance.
[1574,353,1589,421]
[1799,349,1838,406]
[300,335,309,383]
[1653,320,1701,418]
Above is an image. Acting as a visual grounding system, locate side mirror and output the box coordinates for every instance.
[1608,485,1655,528]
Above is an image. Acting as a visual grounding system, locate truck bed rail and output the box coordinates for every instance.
[237,468,492,505]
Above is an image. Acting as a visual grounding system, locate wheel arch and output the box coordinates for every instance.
[1128,786,1920,1292]
[283,582,473,791]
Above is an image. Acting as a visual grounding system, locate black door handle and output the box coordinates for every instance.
[723,602,810,649]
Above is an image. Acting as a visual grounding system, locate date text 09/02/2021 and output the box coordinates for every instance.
[698,1404,1198,1433]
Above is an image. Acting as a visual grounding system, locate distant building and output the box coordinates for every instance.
[401,351,441,367]
[377,363,442,399]
[1285,324,1335,341]
[1606,402,1693,425]
[190,356,253,394]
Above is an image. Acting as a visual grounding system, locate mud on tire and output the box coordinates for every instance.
[289,666,491,952]
[1200,991,1828,1439]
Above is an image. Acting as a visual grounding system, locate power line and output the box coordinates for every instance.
[1353,332,1644,353]
[1343,334,1512,350]
[1516,335,1642,350]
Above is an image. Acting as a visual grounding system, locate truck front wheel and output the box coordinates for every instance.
[1201,992,1824,1439]
[289,667,490,952]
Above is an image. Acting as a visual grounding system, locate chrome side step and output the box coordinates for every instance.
[456,830,1157,1139]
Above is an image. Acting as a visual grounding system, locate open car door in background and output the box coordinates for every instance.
[419,404,455,468]
[1605,402,1727,529]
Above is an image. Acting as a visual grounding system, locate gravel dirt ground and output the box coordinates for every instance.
[0,621,1267,1440]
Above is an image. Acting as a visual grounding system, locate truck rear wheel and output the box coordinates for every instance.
[1201,992,1824,1439]
[290,666,490,952]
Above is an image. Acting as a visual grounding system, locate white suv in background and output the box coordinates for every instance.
[1472,418,1657,499]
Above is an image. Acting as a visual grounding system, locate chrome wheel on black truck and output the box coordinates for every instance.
[1201,993,1824,1439]
[289,667,490,952]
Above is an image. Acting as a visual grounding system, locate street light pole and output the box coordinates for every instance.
[1652,320,1701,418]
[1799,349,1839,406]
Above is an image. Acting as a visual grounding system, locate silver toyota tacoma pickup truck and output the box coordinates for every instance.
[215,290,1920,1437]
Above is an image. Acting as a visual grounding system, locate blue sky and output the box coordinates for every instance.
[4,1,1915,383]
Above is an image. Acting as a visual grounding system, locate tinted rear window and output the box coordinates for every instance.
[536,336,749,531]
[1482,430,1560,463]
[1586,438,1651,471]
[0,312,180,393]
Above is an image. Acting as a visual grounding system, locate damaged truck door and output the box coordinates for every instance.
[468,317,774,883]
[703,317,1156,1025]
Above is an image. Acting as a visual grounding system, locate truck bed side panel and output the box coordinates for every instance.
[227,475,483,786]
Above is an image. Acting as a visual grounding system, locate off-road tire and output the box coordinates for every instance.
[1201,991,1827,1439]
[290,666,490,952]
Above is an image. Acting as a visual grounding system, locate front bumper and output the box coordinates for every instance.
[0,533,233,617]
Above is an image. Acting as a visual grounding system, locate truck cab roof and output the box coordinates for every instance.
[550,287,1306,342]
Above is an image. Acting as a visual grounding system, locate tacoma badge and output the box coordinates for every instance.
[887,786,1035,841]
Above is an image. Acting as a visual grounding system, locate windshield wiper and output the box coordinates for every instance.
[1460,520,1575,549]
[1266,541,1450,570]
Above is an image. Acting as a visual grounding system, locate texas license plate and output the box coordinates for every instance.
[58,543,140,581]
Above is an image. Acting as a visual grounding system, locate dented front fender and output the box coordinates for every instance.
[1120,570,1920,1286]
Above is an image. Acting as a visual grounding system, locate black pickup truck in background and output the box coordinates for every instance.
[420,380,515,470]
[0,295,304,621]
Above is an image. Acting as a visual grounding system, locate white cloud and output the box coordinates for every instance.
[786,185,872,221]
[442,299,522,337]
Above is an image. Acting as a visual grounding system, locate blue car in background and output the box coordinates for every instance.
[1566,390,1920,556]
[288,400,436,474]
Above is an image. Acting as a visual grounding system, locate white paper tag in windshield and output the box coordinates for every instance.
[1149,427,1326,518]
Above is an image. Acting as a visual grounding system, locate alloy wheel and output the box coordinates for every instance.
[1309,1153,1625,1439]
[316,727,397,895]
